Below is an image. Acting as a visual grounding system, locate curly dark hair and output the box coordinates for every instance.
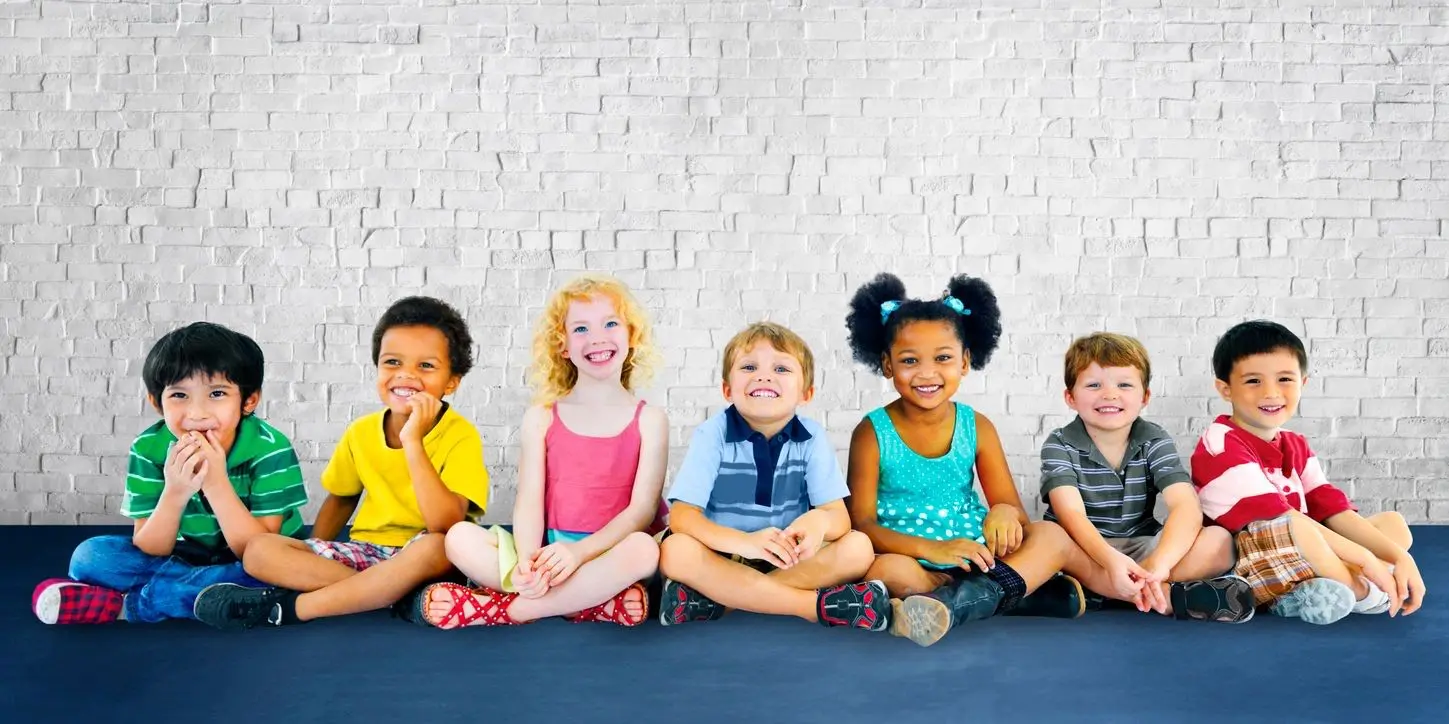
[845,273,1003,374]
[371,296,474,377]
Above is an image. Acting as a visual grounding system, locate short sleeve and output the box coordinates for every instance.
[1142,428,1192,492]
[320,424,363,497]
[121,436,167,519]
[437,427,490,514]
[245,432,309,517]
[803,422,849,506]
[666,418,724,509]
[1038,431,1083,502]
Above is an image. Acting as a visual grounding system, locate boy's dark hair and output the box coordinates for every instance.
[846,273,1003,374]
[1211,320,1308,382]
[143,322,265,410]
[371,296,474,377]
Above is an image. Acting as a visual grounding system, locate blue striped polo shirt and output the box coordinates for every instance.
[666,406,848,533]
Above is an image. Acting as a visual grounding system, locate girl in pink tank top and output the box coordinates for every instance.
[417,274,667,629]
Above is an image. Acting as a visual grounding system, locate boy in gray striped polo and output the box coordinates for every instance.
[1043,332,1254,623]
[31,322,308,625]
[657,322,890,631]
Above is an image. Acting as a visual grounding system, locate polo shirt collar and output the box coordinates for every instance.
[1060,416,1153,470]
[723,405,811,443]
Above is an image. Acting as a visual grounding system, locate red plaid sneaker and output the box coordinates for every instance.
[32,578,125,625]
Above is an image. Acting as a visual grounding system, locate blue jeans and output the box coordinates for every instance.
[68,535,262,623]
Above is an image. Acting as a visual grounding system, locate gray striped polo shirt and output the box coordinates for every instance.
[1039,416,1192,538]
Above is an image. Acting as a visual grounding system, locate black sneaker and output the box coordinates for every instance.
[193,583,293,630]
[816,580,890,632]
[1171,575,1256,623]
[658,578,725,626]
[1003,573,1086,619]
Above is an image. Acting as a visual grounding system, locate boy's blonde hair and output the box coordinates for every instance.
[529,273,659,405]
[1064,332,1151,390]
[721,322,816,390]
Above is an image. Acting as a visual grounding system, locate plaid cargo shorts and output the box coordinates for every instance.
[1233,514,1316,606]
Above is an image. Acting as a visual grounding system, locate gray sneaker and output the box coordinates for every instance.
[1269,578,1354,625]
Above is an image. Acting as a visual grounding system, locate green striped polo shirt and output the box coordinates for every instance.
[121,415,308,551]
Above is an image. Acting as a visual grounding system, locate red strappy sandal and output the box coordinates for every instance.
[419,582,523,629]
[564,582,650,627]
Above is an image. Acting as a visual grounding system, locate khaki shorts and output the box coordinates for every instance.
[1104,533,1161,562]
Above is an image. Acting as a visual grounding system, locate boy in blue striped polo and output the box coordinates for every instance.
[1044,332,1255,623]
[31,322,308,624]
[658,322,890,631]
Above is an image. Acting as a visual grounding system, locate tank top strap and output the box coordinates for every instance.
[953,403,978,460]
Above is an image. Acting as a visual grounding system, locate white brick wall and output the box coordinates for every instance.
[1,0,1446,525]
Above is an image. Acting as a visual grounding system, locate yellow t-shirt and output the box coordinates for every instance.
[321,405,490,547]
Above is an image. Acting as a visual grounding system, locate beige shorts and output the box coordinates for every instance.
[1105,533,1161,562]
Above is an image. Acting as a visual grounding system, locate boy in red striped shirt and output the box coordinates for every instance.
[1191,320,1425,624]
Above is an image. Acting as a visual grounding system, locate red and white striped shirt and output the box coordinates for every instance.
[1190,415,1355,533]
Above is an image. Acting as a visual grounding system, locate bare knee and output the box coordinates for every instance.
[615,531,661,580]
[659,532,708,578]
[241,534,289,577]
[1023,520,1070,551]
[1372,510,1412,551]
[829,530,875,579]
[1197,525,1236,574]
[405,533,453,577]
[866,553,936,598]
[444,521,493,562]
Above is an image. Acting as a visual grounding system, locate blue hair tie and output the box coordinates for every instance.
[879,300,902,323]
[942,296,971,316]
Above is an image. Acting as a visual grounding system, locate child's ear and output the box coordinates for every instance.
[147,394,161,413]
[801,385,815,405]
[1213,378,1232,401]
[443,374,461,397]
[880,354,893,379]
[1141,387,1151,407]
[720,380,733,402]
[242,391,260,416]
[1062,388,1075,409]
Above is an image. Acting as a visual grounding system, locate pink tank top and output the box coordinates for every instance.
[543,400,667,535]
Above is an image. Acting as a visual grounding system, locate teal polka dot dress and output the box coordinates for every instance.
[867,403,989,569]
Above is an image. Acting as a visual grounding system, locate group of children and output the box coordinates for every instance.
[31,272,1426,645]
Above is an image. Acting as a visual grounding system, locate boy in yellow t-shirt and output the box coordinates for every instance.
[193,297,490,629]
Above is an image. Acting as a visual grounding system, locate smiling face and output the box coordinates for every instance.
[375,325,459,416]
[1065,362,1149,435]
[882,320,967,411]
[562,295,631,385]
[151,373,259,455]
[1215,348,1305,442]
[723,339,813,430]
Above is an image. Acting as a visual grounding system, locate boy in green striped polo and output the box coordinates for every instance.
[1044,333,1255,623]
[31,322,308,624]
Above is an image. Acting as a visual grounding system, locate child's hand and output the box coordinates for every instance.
[781,517,826,562]
[1134,555,1172,614]
[533,543,580,587]
[195,431,232,495]
[742,528,798,569]
[1392,554,1426,616]
[925,538,995,573]
[1103,550,1150,607]
[512,558,550,599]
[399,392,442,446]
[981,504,1024,557]
[163,437,207,498]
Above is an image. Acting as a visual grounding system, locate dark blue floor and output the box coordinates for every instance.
[3,526,1446,724]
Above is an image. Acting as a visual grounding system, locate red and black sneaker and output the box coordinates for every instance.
[659,577,725,626]
[816,579,890,632]
[32,578,125,625]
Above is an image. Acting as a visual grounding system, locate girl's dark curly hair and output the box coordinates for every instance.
[845,273,1003,375]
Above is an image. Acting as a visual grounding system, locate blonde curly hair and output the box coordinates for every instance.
[529,273,660,406]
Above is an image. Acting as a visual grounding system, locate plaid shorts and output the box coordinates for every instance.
[305,532,426,573]
[1233,514,1316,606]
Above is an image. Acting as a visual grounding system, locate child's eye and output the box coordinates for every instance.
[383,359,399,366]
[935,355,952,363]
[210,390,228,398]
[572,325,587,334]
[1118,382,1134,389]
[741,364,756,372]
[900,357,917,365]
[168,391,186,399]
[421,362,435,369]
[604,320,619,328]
[774,365,790,374]
[1085,382,1099,389]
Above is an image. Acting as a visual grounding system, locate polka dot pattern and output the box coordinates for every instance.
[868,403,989,547]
